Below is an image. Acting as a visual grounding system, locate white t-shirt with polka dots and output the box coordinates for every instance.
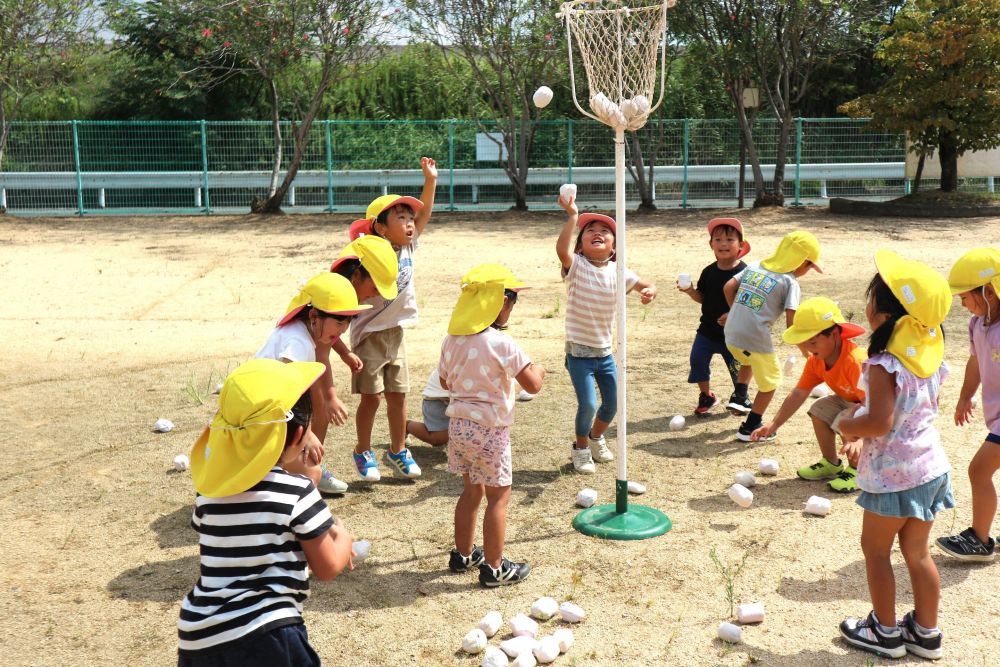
[438,327,531,428]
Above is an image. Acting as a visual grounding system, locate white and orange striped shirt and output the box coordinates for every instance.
[564,254,638,352]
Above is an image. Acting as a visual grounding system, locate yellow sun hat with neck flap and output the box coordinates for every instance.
[190,358,324,497]
[277,272,371,327]
[330,235,400,300]
[947,247,1000,295]
[761,230,822,274]
[874,249,952,378]
[448,264,527,336]
[782,296,865,345]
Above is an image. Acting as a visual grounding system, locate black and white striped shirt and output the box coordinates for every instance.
[177,468,334,655]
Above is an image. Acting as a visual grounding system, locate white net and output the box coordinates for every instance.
[560,0,672,131]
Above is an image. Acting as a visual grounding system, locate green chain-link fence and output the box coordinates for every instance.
[1,118,995,215]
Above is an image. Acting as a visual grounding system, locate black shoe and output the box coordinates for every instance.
[726,392,752,415]
[840,611,906,659]
[478,557,530,588]
[935,527,996,562]
[735,420,772,442]
[695,391,718,416]
[448,545,485,573]
[898,611,943,660]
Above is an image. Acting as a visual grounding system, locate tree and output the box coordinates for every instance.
[405,0,564,210]
[840,0,1000,192]
[0,0,98,174]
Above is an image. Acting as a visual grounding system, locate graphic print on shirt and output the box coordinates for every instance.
[397,255,413,295]
[736,269,778,313]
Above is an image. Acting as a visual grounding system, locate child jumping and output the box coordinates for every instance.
[837,250,953,661]
[440,264,545,587]
[255,272,371,494]
[723,230,821,441]
[179,358,354,664]
[678,217,753,415]
[557,194,657,474]
[346,157,437,482]
[936,247,1000,561]
[751,297,867,493]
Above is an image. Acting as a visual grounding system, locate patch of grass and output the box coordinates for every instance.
[184,369,224,405]
[540,295,561,319]
[710,546,752,619]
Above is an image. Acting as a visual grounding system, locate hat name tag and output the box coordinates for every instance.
[980,268,996,278]
[900,284,916,304]
[822,312,834,320]
[906,346,917,357]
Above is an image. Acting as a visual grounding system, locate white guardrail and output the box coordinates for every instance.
[0,162,906,209]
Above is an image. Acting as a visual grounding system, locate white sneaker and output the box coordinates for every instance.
[588,434,614,462]
[318,469,349,494]
[571,447,596,474]
[517,390,535,401]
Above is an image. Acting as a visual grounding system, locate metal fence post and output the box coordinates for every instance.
[200,120,211,214]
[448,121,455,211]
[71,120,84,215]
[325,121,335,212]
[567,119,574,183]
[794,117,803,206]
[682,119,689,209]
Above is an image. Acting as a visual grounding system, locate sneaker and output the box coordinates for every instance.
[695,391,718,416]
[317,469,349,494]
[735,421,773,442]
[796,457,844,481]
[448,545,485,573]
[478,557,531,588]
[828,466,858,493]
[571,446,596,474]
[839,611,906,659]
[516,389,535,401]
[898,611,943,660]
[384,448,422,479]
[352,450,381,482]
[726,392,753,415]
[935,527,996,562]
[588,433,614,462]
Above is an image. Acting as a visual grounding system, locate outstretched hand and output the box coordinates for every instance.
[751,424,774,441]
[639,285,657,304]
[955,397,975,426]
[558,194,578,217]
[421,156,438,179]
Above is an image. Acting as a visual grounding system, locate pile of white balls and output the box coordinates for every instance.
[462,599,586,666]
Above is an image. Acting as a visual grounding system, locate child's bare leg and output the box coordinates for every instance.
[898,517,939,629]
[810,413,840,463]
[697,381,711,395]
[284,458,322,486]
[483,485,512,568]
[861,510,907,625]
[751,389,775,416]
[455,475,485,555]
[407,420,449,446]
[969,442,1000,542]
[737,364,753,385]
[385,391,407,454]
[355,393,381,453]
[589,417,611,440]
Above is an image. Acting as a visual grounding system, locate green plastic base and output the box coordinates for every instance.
[572,503,672,540]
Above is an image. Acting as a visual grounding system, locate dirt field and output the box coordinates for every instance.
[1,207,997,667]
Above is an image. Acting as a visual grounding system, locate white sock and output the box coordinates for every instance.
[914,618,939,637]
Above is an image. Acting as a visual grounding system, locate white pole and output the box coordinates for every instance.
[614,127,628,510]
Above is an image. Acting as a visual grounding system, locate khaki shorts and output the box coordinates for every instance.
[807,394,857,427]
[727,346,781,393]
[351,326,410,395]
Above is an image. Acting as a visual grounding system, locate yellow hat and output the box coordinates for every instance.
[190,359,324,497]
[330,235,400,300]
[448,264,527,335]
[277,272,372,327]
[947,247,1000,295]
[782,297,865,344]
[875,249,952,378]
[761,231,822,274]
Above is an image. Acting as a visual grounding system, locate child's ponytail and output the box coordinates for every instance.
[866,273,906,357]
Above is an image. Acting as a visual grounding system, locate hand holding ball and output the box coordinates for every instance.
[533,86,554,108]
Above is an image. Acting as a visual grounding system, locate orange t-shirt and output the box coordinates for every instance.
[796,336,867,403]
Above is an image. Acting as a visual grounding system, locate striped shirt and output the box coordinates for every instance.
[177,468,334,655]
[564,254,638,351]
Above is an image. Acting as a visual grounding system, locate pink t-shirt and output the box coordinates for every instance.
[438,327,531,428]
[968,315,1000,434]
[856,353,951,493]
[564,254,638,350]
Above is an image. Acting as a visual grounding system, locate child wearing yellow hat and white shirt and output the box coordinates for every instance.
[936,247,1000,562]
[723,230,821,441]
[836,251,953,661]
[345,157,438,482]
[256,272,372,494]
[751,297,866,492]
[179,358,354,665]
[439,264,545,587]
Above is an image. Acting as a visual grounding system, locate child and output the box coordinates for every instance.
[936,247,1000,561]
[678,217,753,415]
[837,250,953,661]
[440,264,545,587]
[256,272,370,494]
[751,297,867,493]
[179,358,354,664]
[557,194,657,474]
[406,367,450,447]
[347,157,438,482]
[724,230,821,441]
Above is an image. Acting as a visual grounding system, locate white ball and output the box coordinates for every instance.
[718,622,743,644]
[479,610,503,638]
[500,635,538,658]
[759,458,780,475]
[727,483,754,508]
[462,628,488,654]
[483,646,510,667]
[576,488,598,508]
[559,601,586,623]
[552,628,574,653]
[533,86,554,108]
[627,480,646,495]
[352,540,371,563]
[669,415,686,431]
[530,597,559,621]
[734,471,756,487]
[509,613,539,638]
[512,653,537,667]
[533,636,561,664]
[559,183,577,201]
[173,454,190,471]
[154,418,175,433]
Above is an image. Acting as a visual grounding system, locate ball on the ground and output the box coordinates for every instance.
[532,86,553,108]
[352,539,371,563]
[559,601,586,623]
[759,458,780,475]
[154,418,175,433]
[728,483,753,508]
[669,415,686,431]
[734,471,756,487]
[718,622,742,643]
[479,611,503,638]
[173,453,189,471]
[483,646,510,667]
[462,628,488,654]
[530,597,558,620]
[575,488,598,508]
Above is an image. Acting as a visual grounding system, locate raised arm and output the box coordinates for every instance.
[414,157,438,236]
[556,195,579,271]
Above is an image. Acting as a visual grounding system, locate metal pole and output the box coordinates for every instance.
[325,121,335,212]
[682,119,689,209]
[614,127,628,514]
[200,120,211,214]
[794,117,803,206]
[71,121,84,216]
[448,121,455,211]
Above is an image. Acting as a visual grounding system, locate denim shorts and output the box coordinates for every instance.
[986,432,1000,445]
[857,472,955,522]
[421,398,450,432]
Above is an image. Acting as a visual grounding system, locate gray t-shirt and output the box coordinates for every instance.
[349,238,418,348]
[723,260,800,353]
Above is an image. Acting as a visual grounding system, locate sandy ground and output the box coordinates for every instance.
[0,207,997,667]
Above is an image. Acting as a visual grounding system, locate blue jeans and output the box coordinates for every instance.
[687,332,740,386]
[565,354,618,438]
[178,622,320,667]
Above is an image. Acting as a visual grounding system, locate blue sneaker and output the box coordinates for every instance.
[384,448,422,479]
[352,450,381,482]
